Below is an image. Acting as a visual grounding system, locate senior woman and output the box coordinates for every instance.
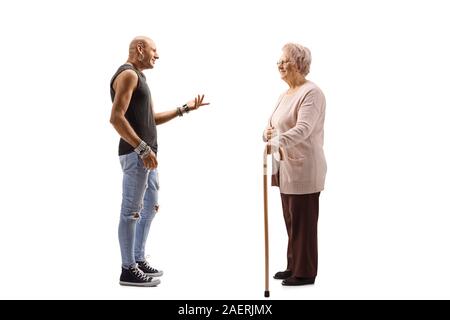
[263,43,326,286]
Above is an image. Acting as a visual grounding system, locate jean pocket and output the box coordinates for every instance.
[120,152,140,172]
[119,154,128,170]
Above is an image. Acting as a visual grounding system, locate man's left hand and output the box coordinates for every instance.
[186,94,210,111]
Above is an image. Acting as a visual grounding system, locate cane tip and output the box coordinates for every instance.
[264,290,270,298]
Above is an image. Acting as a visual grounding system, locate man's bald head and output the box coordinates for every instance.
[127,36,159,70]
[129,36,154,55]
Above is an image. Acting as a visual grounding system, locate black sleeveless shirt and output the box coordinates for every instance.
[110,64,158,156]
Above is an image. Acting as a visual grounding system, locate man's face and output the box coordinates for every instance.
[144,40,159,69]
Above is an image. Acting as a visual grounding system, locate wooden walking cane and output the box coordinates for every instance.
[263,143,284,298]
[263,146,270,298]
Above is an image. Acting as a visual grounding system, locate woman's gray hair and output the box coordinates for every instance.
[282,43,312,76]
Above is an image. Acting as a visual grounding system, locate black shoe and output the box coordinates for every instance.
[273,270,292,280]
[119,265,161,287]
[282,276,315,286]
[136,260,163,277]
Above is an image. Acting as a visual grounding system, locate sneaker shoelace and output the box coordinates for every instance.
[141,261,159,273]
[130,266,151,281]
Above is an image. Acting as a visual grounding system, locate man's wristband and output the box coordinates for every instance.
[134,140,147,155]
[139,145,152,159]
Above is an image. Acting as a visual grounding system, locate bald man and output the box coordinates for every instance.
[110,36,209,287]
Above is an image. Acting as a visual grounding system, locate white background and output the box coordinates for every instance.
[1,0,450,299]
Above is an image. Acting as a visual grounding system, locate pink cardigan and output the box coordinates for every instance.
[265,81,327,194]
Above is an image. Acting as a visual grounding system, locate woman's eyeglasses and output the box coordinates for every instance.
[277,60,292,66]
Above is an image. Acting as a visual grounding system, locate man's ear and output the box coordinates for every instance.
[137,41,144,54]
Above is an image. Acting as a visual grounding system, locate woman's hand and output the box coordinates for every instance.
[264,126,279,141]
[265,126,280,154]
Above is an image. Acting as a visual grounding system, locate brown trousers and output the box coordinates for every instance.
[280,192,320,278]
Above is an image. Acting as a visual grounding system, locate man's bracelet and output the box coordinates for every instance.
[134,140,148,155]
[176,107,183,117]
[139,145,152,159]
[182,104,190,114]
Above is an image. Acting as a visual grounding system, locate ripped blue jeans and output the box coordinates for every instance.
[118,152,159,268]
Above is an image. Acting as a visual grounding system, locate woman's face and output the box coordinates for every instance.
[277,52,296,81]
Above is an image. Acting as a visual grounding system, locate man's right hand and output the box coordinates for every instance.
[142,151,158,169]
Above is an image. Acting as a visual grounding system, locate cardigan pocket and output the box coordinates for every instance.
[285,146,307,161]
[280,157,306,184]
